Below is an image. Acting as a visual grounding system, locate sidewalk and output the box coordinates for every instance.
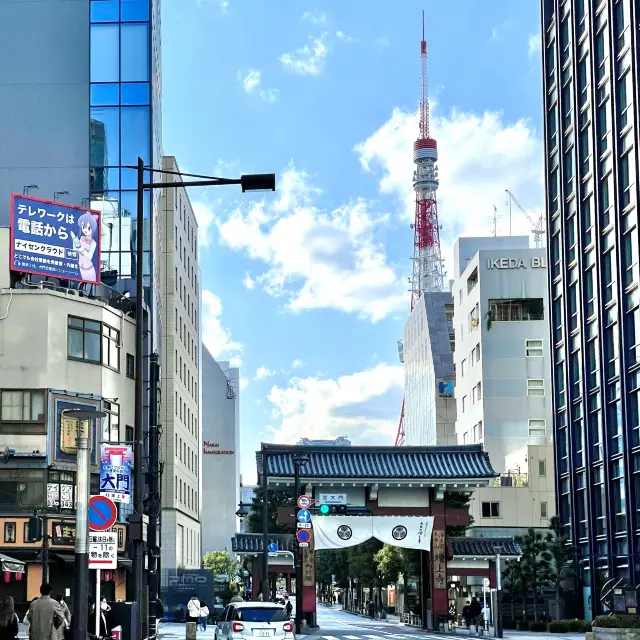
[327,604,401,623]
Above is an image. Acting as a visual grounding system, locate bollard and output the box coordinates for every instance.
[186,622,197,640]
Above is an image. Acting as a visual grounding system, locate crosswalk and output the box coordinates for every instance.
[298,633,446,640]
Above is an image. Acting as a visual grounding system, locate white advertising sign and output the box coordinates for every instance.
[89,532,117,569]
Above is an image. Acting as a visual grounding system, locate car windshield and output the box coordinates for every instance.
[234,607,286,622]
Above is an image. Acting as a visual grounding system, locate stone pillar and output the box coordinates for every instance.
[431,530,448,618]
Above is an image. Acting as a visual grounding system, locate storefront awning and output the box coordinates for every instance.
[118,559,132,568]
[51,554,75,564]
[0,553,25,574]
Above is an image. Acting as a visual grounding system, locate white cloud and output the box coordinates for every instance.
[255,366,276,380]
[279,34,329,76]
[201,290,243,362]
[214,165,406,322]
[192,201,216,247]
[335,30,354,43]
[242,273,255,290]
[301,10,327,25]
[197,0,228,10]
[240,377,249,390]
[490,27,499,41]
[355,105,543,275]
[528,32,542,58]
[291,359,303,369]
[266,363,404,444]
[237,69,279,102]
[229,356,242,368]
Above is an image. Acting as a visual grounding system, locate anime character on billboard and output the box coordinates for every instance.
[71,212,99,282]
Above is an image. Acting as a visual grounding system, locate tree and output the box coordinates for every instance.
[244,485,295,534]
[545,516,574,620]
[515,528,553,621]
[203,550,237,578]
[374,545,403,585]
[503,558,528,620]
[444,491,475,538]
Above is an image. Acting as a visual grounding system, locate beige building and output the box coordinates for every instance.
[0,227,135,602]
[159,156,202,570]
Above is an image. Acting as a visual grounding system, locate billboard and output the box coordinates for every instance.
[100,444,133,504]
[10,194,101,285]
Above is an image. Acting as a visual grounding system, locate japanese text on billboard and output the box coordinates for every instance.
[100,445,132,504]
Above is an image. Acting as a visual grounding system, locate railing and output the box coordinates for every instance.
[490,473,529,488]
[402,612,422,626]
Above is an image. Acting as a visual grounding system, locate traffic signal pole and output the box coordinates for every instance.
[294,466,302,635]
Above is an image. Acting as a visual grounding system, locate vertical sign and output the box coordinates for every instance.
[10,194,101,284]
[302,537,315,587]
[432,529,448,615]
[100,445,133,503]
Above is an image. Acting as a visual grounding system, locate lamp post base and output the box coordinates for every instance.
[72,552,89,640]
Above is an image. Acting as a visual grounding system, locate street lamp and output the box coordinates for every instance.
[54,191,69,202]
[62,408,106,640]
[23,185,38,196]
[292,452,310,634]
[129,159,276,640]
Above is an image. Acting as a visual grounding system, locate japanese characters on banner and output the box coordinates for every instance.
[100,445,132,504]
[10,194,101,285]
[431,530,447,591]
[302,537,315,587]
[89,532,117,570]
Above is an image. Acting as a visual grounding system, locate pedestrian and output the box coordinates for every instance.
[462,601,471,629]
[469,597,481,632]
[26,584,65,640]
[0,597,19,640]
[198,601,209,632]
[285,600,293,619]
[367,600,375,619]
[88,596,110,638]
[481,603,490,630]
[187,594,200,627]
[257,593,264,602]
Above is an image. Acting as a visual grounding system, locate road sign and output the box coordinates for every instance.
[297,495,312,509]
[267,542,278,553]
[298,542,309,548]
[297,509,311,524]
[319,492,347,505]
[483,578,490,587]
[88,495,117,531]
[296,529,312,544]
[297,522,312,529]
[89,531,117,569]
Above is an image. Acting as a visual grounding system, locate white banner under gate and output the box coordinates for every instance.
[313,515,435,551]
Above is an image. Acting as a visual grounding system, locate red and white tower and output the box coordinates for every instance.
[395,13,444,447]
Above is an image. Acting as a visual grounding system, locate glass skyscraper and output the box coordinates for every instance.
[541,0,640,618]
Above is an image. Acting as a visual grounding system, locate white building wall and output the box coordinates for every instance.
[201,348,239,553]
[160,156,201,570]
[453,237,553,473]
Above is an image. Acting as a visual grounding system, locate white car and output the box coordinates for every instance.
[215,602,294,640]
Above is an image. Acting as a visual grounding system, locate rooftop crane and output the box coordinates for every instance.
[505,189,546,248]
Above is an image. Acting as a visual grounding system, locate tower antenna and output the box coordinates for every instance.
[396,14,445,447]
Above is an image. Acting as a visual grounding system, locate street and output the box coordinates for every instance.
[156,605,586,640]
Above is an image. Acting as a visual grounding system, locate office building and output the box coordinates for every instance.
[402,292,456,447]
[541,0,640,618]
[0,228,134,603]
[201,348,240,553]
[160,156,202,570]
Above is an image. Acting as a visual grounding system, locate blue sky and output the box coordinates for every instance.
[161,0,545,482]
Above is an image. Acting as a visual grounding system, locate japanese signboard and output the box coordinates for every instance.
[100,445,132,503]
[89,532,117,569]
[10,194,101,284]
[432,530,446,591]
[302,536,315,587]
[52,522,77,546]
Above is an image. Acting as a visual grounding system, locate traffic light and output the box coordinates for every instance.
[318,505,347,515]
[26,516,43,543]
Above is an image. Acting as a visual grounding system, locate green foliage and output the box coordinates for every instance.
[374,545,404,584]
[244,485,295,534]
[202,551,237,577]
[316,549,349,588]
[548,621,569,633]
[502,620,518,630]
[517,620,530,630]
[564,620,592,632]
[546,517,575,620]
[529,621,548,631]
[347,539,383,583]
[443,491,474,537]
[593,616,640,629]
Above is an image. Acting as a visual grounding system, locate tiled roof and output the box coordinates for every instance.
[232,533,296,554]
[450,537,521,557]
[256,444,496,480]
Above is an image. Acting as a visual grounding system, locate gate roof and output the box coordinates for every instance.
[257,443,496,487]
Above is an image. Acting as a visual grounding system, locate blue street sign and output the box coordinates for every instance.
[297,509,311,524]
[296,529,311,544]
[88,495,117,531]
[267,543,278,553]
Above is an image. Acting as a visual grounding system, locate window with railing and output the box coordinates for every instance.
[0,469,45,511]
[489,298,544,322]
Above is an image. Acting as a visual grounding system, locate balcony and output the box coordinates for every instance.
[490,472,529,488]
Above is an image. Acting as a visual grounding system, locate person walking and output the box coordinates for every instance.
[88,597,109,638]
[187,595,200,627]
[0,597,19,640]
[469,597,482,632]
[198,601,209,632]
[462,601,471,629]
[285,600,293,619]
[26,584,65,640]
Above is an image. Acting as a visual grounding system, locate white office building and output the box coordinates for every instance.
[201,347,240,553]
[160,156,202,570]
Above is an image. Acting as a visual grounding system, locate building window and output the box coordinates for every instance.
[0,469,45,511]
[540,502,548,519]
[47,470,75,512]
[481,502,500,518]
[68,317,101,363]
[102,324,121,370]
[472,382,482,404]
[126,353,135,378]
[473,421,483,441]
[489,298,544,321]
[125,425,134,444]
[463,431,469,445]
[462,395,468,413]
[539,460,547,476]
[3,523,16,544]
[526,339,543,357]
[527,379,545,397]
[461,359,467,377]
[0,390,46,435]
[103,401,119,442]
[528,419,547,436]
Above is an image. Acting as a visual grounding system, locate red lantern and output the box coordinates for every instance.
[15,572,22,582]
[3,572,9,583]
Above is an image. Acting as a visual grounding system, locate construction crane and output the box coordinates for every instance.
[505,189,546,248]
[395,13,444,447]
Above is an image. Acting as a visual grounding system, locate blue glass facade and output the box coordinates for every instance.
[542,0,640,619]
[89,0,160,289]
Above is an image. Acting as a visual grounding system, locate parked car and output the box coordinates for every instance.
[215,602,294,640]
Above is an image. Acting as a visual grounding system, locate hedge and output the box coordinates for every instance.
[593,615,640,629]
